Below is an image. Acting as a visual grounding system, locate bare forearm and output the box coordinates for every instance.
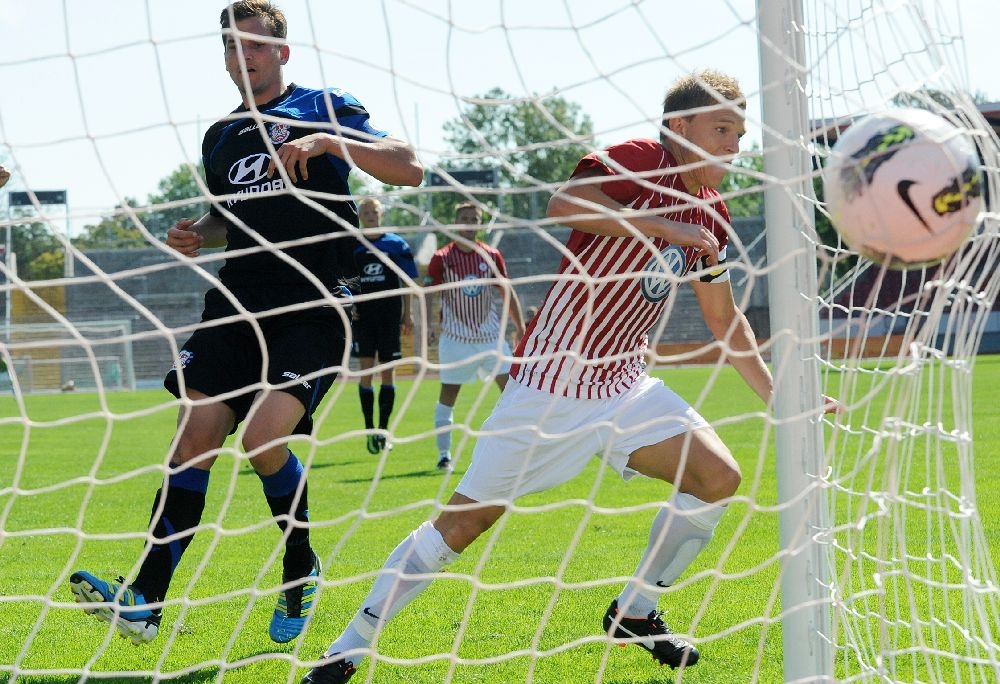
[190,214,229,247]
[547,184,668,238]
[547,182,718,267]
[325,135,423,187]
[165,214,228,256]
[718,314,773,405]
[508,289,525,335]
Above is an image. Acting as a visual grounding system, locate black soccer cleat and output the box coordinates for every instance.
[300,653,357,683]
[603,599,699,668]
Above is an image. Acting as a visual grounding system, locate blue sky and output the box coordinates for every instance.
[0,0,997,233]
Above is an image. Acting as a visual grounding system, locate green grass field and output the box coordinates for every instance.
[1,357,997,683]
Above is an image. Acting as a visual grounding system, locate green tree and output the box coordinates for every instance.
[74,163,209,249]
[27,249,65,280]
[72,198,149,250]
[720,145,764,217]
[431,87,595,227]
[142,163,210,239]
[5,219,64,281]
[891,87,992,110]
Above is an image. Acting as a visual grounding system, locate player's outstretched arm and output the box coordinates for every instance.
[269,133,422,187]
[165,215,229,257]
[505,283,526,342]
[691,279,773,405]
[547,171,719,266]
[692,277,842,415]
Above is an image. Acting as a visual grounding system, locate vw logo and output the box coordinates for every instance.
[460,273,483,297]
[228,153,271,185]
[363,263,383,276]
[640,245,686,302]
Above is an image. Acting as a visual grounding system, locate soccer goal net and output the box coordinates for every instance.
[1,1,997,683]
[2,320,136,394]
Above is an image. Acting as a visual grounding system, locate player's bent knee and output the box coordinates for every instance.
[712,463,742,501]
[435,506,503,553]
[682,451,741,503]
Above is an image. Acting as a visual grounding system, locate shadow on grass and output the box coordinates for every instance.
[236,461,447,484]
[6,653,306,683]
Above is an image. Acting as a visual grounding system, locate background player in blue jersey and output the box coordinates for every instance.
[352,197,419,454]
[69,0,422,647]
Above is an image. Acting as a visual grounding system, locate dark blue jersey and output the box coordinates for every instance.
[202,84,387,313]
[353,233,418,317]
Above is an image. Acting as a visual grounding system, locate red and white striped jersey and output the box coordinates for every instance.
[427,241,510,344]
[512,138,733,399]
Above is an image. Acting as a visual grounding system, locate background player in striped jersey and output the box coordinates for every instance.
[425,202,525,471]
[301,70,839,683]
[351,197,418,454]
[69,0,423,650]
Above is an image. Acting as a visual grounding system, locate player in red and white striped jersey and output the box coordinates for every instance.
[425,202,525,471]
[305,70,840,682]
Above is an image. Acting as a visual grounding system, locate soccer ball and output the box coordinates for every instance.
[822,107,983,268]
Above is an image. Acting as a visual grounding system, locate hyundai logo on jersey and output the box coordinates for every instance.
[360,262,385,283]
[228,153,271,185]
[640,245,686,303]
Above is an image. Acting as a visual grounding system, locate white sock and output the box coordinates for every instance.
[616,492,726,617]
[324,521,459,659]
[434,402,454,455]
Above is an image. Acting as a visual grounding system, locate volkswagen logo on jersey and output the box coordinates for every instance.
[269,123,291,144]
[460,273,484,297]
[640,245,686,303]
[228,154,271,185]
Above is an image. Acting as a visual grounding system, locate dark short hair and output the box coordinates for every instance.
[220,1,287,40]
[662,69,745,120]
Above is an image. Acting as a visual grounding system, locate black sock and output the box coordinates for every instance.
[359,386,375,430]
[378,384,396,430]
[260,452,313,579]
[133,466,209,604]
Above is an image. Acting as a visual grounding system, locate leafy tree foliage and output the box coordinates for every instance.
[74,163,208,250]
[71,198,149,251]
[5,219,64,280]
[142,163,211,238]
[720,146,764,218]
[428,87,595,228]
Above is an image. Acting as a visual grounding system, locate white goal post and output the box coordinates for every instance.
[758,1,834,679]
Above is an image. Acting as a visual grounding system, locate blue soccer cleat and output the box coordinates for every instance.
[69,571,161,645]
[270,552,321,643]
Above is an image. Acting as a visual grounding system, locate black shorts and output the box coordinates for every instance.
[164,306,347,435]
[351,316,402,361]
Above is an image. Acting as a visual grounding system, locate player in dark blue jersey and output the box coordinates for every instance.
[69,0,423,648]
[352,198,419,454]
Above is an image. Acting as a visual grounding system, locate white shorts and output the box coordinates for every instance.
[455,374,709,503]
[438,334,513,385]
